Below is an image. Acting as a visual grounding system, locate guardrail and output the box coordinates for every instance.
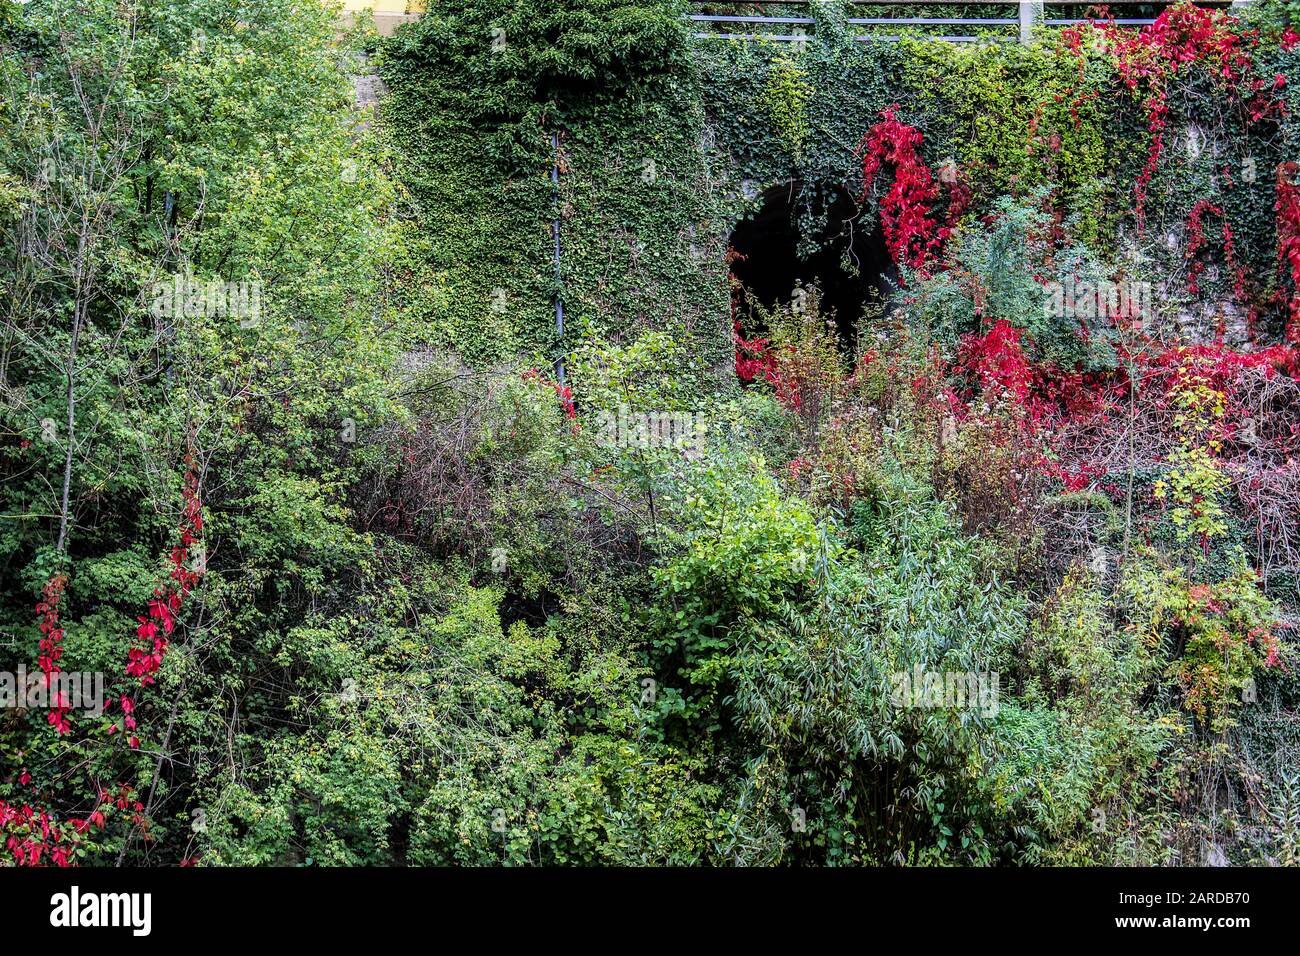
[686,2,1246,45]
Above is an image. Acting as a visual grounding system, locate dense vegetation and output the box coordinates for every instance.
[1,0,1298,866]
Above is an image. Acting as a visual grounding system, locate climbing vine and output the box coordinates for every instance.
[762,48,813,161]
[857,104,965,270]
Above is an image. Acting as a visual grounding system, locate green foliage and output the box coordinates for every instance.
[902,34,1122,246]
[1007,569,1174,864]
[696,16,898,255]
[647,435,1035,864]
[905,193,1121,371]
[1124,551,1280,733]
[379,0,727,378]
[0,0,400,863]
[762,49,813,162]
[3,0,1296,871]
[1154,355,1231,545]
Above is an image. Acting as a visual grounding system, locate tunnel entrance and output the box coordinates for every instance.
[728,182,894,349]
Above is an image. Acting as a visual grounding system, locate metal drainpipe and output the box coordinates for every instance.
[551,132,565,387]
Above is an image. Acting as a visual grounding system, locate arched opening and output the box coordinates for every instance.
[728,182,894,348]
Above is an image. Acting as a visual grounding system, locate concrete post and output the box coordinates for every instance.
[1019,1,1042,45]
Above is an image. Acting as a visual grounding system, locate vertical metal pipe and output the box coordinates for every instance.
[551,132,565,387]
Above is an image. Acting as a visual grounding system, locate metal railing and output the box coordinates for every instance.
[686,2,1247,45]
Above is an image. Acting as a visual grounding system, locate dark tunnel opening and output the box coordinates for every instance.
[728,182,895,349]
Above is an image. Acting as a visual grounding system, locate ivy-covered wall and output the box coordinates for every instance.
[379,1,1300,386]
[376,0,711,381]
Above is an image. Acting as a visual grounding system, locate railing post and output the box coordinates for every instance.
[1019,1,1042,45]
